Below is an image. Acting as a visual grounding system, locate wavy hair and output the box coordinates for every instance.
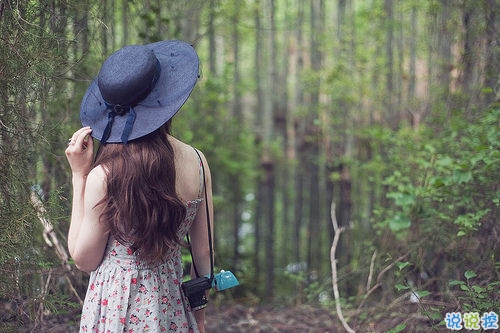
[93,121,187,264]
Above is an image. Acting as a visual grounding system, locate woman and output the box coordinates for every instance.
[65,40,212,333]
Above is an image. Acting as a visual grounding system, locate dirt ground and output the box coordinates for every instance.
[206,304,340,333]
[15,304,339,332]
[204,303,452,333]
[31,303,453,333]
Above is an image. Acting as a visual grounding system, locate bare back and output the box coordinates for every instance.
[169,135,205,203]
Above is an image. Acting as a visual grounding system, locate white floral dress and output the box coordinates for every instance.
[79,150,205,333]
[79,198,202,333]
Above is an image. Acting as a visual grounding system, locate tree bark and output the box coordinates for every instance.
[483,0,499,104]
[305,0,324,277]
[230,0,243,271]
[253,0,263,293]
[384,0,395,125]
[262,0,276,299]
[122,0,129,45]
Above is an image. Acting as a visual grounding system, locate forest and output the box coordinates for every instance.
[0,0,499,332]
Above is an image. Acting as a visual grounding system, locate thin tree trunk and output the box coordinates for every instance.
[396,1,404,122]
[482,0,499,105]
[305,0,324,277]
[231,0,242,271]
[122,0,128,45]
[102,0,109,55]
[273,0,292,271]
[384,0,394,126]
[291,0,305,303]
[437,0,452,99]
[253,0,277,297]
[262,0,276,299]
[208,0,217,74]
[111,0,116,51]
[408,3,419,128]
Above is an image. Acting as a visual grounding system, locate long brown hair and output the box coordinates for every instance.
[93,121,187,263]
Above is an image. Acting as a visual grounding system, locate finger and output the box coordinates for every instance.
[74,127,92,147]
[65,127,91,154]
[67,127,90,147]
[83,131,94,152]
[72,126,91,140]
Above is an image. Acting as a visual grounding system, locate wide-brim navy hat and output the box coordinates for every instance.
[80,40,199,144]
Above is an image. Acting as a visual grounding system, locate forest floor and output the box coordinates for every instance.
[204,303,450,333]
[20,304,339,332]
[206,304,340,332]
[28,301,453,332]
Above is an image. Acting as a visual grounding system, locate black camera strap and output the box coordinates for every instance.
[186,148,214,282]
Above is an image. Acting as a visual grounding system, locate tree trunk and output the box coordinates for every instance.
[262,0,276,299]
[274,0,292,271]
[253,0,276,298]
[208,0,217,74]
[384,0,395,126]
[305,0,324,277]
[122,0,129,45]
[290,0,306,302]
[230,0,243,271]
[437,0,452,100]
[101,0,109,55]
[482,0,499,105]
[408,3,420,128]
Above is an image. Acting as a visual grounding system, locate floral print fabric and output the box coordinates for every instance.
[79,199,202,333]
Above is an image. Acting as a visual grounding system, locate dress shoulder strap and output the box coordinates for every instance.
[187,147,214,280]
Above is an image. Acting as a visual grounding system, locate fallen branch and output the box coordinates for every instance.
[366,250,377,291]
[330,200,356,333]
[357,253,409,311]
[31,191,71,271]
[31,190,84,305]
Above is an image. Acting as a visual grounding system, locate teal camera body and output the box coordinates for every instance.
[208,270,239,291]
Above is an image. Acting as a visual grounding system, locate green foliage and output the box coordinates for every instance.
[372,107,499,239]
[355,107,499,329]
[0,2,83,331]
[282,269,335,307]
[449,270,500,314]
[0,0,55,275]
[386,323,406,333]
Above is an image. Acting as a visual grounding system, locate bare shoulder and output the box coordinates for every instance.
[168,135,209,201]
[88,164,107,180]
[168,135,193,153]
[168,136,208,164]
[85,165,107,197]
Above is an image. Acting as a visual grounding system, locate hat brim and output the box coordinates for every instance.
[80,40,199,143]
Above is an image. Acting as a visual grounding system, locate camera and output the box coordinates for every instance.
[182,276,211,310]
[182,270,239,311]
[212,270,239,291]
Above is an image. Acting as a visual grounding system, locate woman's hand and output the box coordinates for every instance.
[65,127,94,177]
